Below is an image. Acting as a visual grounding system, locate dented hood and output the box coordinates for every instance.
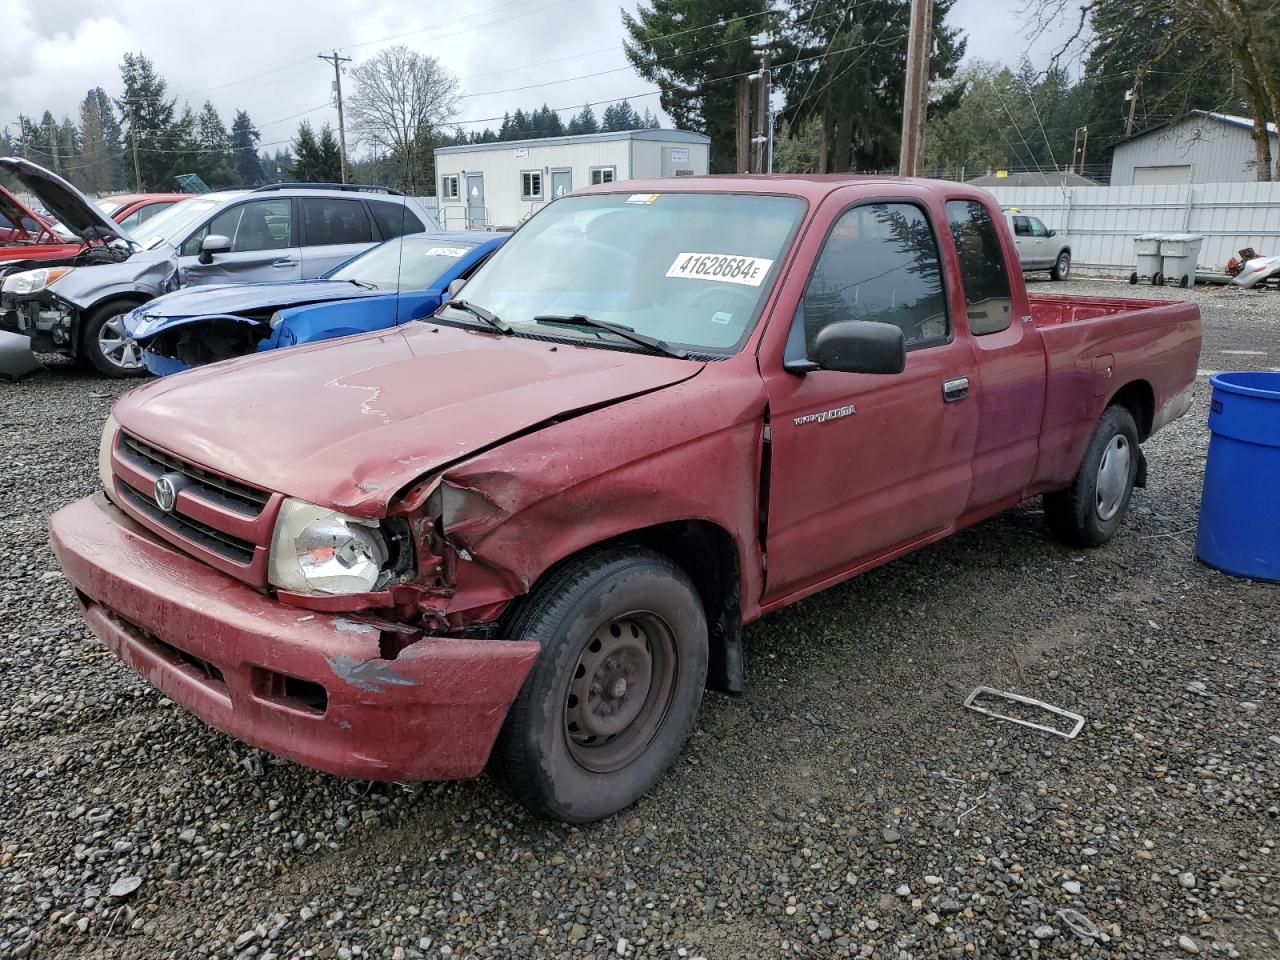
[127,280,382,339]
[112,322,703,514]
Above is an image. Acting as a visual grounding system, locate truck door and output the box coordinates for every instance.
[944,199,1047,510]
[761,200,980,604]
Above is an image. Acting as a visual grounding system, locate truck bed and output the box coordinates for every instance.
[1028,292,1202,492]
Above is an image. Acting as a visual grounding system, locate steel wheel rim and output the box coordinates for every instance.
[563,612,678,774]
[97,315,142,370]
[1095,434,1131,521]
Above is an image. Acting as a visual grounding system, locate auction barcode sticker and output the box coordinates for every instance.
[665,252,774,287]
[423,247,470,258]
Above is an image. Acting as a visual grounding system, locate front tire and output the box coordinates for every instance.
[492,547,708,823]
[1051,251,1071,281]
[80,302,146,378]
[1044,405,1140,547]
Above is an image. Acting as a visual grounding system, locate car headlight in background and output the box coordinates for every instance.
[1,266,74,296]
[98,414,120,496]
[269,498,391,595]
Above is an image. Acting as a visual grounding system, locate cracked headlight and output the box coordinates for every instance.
[98,414,119,496]
[2,266,74,295]
[269,498,391,595]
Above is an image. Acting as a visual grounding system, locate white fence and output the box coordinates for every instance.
[984,181,1280,275]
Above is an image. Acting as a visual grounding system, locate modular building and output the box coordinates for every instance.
[1111,111,1280,185]
[433,129,711,230]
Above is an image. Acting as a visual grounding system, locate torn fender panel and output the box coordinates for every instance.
[431,359,770,624]
[112,322,706,516]
[266,295,406,350]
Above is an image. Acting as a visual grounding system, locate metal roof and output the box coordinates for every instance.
[434,128,710,157]
[1120,109,1279,145]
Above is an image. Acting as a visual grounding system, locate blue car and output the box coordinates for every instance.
[125,231,506,375]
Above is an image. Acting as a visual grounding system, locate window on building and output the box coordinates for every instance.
[946,199,1014,336]
[590,167,616,186]
[521,171,543,200]
[798,202,948,352]
[301,197,373,246]
[441,175,459,200]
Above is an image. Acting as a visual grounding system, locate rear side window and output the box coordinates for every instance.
[370,200,425,239]
[800,202,948,350]
[946,200,1014,335]
[301,197,373,246]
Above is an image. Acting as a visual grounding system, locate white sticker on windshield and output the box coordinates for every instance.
[666,252,774,287]
[423,247,469,258]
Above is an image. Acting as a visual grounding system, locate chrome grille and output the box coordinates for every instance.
[118,485,256,565]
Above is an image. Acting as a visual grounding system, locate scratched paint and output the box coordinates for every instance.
[327,654,419,693]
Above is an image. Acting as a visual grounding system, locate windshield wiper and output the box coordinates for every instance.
[443,299,511,334]
[533,314,687,359]
[345,278,378,290]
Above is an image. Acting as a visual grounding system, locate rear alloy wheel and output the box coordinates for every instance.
[492,547,708,823]
[1051,251,1071,281]
[1044,404,1140,547]
[81,303,146,378]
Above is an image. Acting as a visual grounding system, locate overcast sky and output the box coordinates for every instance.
[1,0,1076,150]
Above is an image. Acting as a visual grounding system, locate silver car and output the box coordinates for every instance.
[1003,209,1072,282]
[0,158,437,376]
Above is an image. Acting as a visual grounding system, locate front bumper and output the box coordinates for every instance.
[0,290,73,354]
[50,493,541,781]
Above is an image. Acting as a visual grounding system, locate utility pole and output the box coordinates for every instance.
[319,50,353,184]
[898,0,934,177]
[126,101,143,191]
[752,52,771,174]
[1124,85,1139,138]
[736,76,751,174]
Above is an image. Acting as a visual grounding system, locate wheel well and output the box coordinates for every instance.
[76,295,150,350]
[1109,380,1154,440]
[509,519,745,695]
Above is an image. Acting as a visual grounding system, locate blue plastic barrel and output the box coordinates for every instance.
[1196,372,1280,581]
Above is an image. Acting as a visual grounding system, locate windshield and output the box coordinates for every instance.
[96,199,124,216]
[137,196,225,250]
[328,235,477,291]
[443,192,806,355]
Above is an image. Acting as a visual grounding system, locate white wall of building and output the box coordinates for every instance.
[434,130,710,229]
[1111,114,1279,186]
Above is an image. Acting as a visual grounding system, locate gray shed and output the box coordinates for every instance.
[1110,111,1279,185]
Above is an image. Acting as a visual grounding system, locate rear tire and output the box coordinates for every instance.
[80,301,147,378]
[1044,405,1140,547]
[491,547,708,823]
[1051,251,1071,281]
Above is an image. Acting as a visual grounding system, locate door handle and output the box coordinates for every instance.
[943,376,970,402]
[272,258,295,267]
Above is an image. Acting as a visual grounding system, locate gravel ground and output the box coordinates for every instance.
[1,278,1277,960]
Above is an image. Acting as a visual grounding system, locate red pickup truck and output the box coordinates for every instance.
[50,177,1201,822]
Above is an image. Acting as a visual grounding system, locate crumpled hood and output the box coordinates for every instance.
[126,280,382,339]
[112,322,704,514]
[0,157,129,244]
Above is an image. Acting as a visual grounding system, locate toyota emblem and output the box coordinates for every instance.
[154,475,179,513]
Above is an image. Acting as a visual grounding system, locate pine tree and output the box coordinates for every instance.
[289,121,324,181]
[92,87,126,189]
[117,53,177,190]
[315,124,343,182]
[230,110,264,186]
[196,101,235,187]
[58,116,81,177]
[568,104,600,135]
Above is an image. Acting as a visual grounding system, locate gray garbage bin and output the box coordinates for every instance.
[1160,234,1204,288]
[1131,234,1163,285]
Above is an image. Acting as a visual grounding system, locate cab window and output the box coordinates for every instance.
[946,200,1014,335]
[797,202,948,353]
[370,200,425,239]
[182,199,293,255]
[301,197,373,245]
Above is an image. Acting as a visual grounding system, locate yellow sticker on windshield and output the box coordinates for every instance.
[666,252,774,286]
[626,193,661,205]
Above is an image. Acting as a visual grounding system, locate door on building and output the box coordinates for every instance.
[550,168,572,201]
[465,173,485,228]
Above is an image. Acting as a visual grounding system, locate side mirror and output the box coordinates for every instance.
[809,320,906,375]
[1047,229,1057,237]
[198,234,231,265]
[446,277,467,299]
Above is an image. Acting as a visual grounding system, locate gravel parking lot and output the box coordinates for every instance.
[1,278,1277,960]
